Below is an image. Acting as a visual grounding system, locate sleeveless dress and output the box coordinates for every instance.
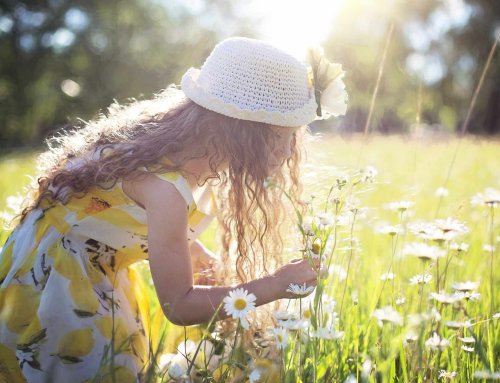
[0,168,216,383]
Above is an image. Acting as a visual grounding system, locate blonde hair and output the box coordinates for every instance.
[23,86,304,283]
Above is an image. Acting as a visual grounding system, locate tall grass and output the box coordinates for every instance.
[0,135,498,382]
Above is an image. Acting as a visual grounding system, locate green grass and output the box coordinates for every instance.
[0,135,498,382]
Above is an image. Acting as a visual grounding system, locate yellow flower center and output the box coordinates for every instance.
[303,309,311,319]
[312,243,321,255]
[277,334,283,342]
[234,298,247,311]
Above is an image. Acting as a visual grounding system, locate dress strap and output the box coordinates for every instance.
[154,172,195,211]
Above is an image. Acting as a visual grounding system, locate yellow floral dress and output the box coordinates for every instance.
[0,168,216,383]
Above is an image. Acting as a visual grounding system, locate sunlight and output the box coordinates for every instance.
[249,0,345,60]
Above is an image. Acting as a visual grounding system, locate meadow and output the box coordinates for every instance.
[0,134,498,382]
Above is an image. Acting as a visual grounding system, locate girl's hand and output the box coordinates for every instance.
[191,240,219,285]
[271,258,327,299]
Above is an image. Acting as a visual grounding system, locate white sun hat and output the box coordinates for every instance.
[181,37,317,127]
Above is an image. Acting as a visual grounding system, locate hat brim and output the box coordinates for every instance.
[181,67,317,127]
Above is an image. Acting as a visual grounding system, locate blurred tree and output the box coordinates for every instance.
[321,0,499,135]
[0,0,257,148]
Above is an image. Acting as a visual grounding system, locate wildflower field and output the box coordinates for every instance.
[0,134,499,382]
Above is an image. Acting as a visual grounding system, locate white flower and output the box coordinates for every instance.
[286,282,315,297]
[425,332,449,351]
[445,320,472,329]
[452,281,479,292]
[223,288,256,326]
[429,291,462,305]
[378,224,404,236]
[450,242,469,252]
[483,244,495,252]
[460,336,475,344]
[455,291,481,301]
[320,75,348,117]
[403,331,418,346]
[168,354,189,379]
[493,312,500,319]
[273,310,297,322]
[380,272,395,281]
[361,359,373,378]
[361,166,378,182]
[372,306,403,327]
[249,368,261,383]
[438,370,457,379]
[176,339,197,359]
[317,212,334,227]
[462,345,475,353]
[395,296,406,305]
[344,375,357,383]
[435,187,449,197]
[384,200,415,212]
[409,219,468,243]
[474,371,500,379]
[280,319,310,331]
[471,188,500,208]
[312,326,345,340]
[403,242,446,261]
[409,273,432,285]
[301,216,317,236]
[271,327,288,349]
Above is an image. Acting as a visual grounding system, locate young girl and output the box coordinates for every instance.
[0,37,323,382]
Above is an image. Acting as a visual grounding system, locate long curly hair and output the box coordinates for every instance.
[21,86,304,284]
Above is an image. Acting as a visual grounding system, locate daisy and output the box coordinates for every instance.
[438,370,457,380]
[462,345,475,353]
[455,291,481,301]
[395,296,406,305]
[271,327,288,349]
[471,188,500,208]
[372,306,403,327]
[452,281,479,292]
[361,165,378,182]
[435,187,449,197]
[286,282,315,297]
[445,320,472,329]
[450,242,469,252]
[425,332,449,351]
[483,244,495,252]
[384,200,415,212]
[301,216,317,236]
[403,331,418,346]
[377,224,403,236]
[409,273,432,285]
[429,291,462,305]
[403,242,446,261]
[316,212,334,227]
[460,336,475,344]
[312,326,344,340]
[223,288,256,329]
[380,272,395,281]
[249,368,261,383]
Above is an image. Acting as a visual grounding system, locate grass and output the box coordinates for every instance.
[0,134,498,382]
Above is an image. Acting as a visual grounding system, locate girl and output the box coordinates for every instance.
[0,37,323,382]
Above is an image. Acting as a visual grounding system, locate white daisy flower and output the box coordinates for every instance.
[317,212,334,227]
[372,306,403,327]
[409,273,432,285]
[452,281,480,292]
[271,327,288,349]
[286,282,315,297]
[168,354,189,379]
[377,224,404,236]
[474,371,500,379]
[460,336,475,344]
[455,291,481,301]
[493,312,500,319]
[462,345,475,353]
[384,200,414,212]
[312,326,344,340]
[425,332,449,351]
[471,188,500,208]
[403,242,446,261]
[445,320,472,329]
[301,216,318,236]
[223,288,256,327]
[395,296,406,305]
[403,331,418,346]
[438,370,457,379]
[280,319,310,331]
[361,166,378,182]
[249,368,261,383]
[435,187,449,197]
[429,291,462,305]
[380,272,395,281]
[450,242,469,252]
[483,244,495,252]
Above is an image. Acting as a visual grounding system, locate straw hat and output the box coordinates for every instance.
[181,37,317,127]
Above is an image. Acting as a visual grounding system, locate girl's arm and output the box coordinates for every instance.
[136,174,319,326]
